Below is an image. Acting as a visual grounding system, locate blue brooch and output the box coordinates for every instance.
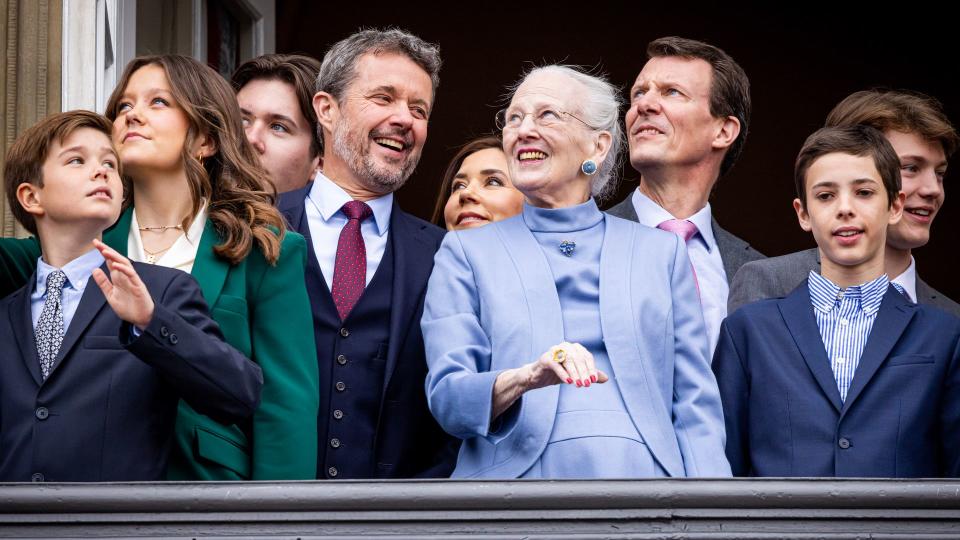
[559,240,576,257]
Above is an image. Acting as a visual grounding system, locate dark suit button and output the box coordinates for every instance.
[35,407,49,420]
[335,381,346,392]
[169,333,179,345]
[330,438,341,449]
[337,354,348,365]
[838,437,851,449]
[160,326,169,337]
[333,409,344,420]
[31,473,44,482]
[327,466,338,478]
[339,328,349,338]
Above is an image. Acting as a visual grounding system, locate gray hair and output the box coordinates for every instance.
[507,65,624,201]
[315,28,442,151]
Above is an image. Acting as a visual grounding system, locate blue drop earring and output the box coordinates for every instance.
[581,159,598,176]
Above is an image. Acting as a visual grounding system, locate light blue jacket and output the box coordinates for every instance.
[422,213,731,478]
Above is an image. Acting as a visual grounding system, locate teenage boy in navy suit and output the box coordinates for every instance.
[713,125,960,477]
[0,110,263,482]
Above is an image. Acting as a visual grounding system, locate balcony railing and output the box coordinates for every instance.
[2,479,960,538]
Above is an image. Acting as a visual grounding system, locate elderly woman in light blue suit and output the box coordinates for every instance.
[422,65,730,479]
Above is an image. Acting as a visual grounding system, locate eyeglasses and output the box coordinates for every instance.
[495,107,593,131]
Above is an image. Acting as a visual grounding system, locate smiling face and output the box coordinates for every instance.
[238,77,319,193]
[501,70,598,206]
[111,64,192,180]
[884,130,947,251]
[626,56,728,175]
[442,147,523,230]
[28,127,123,233]
[319,52,432,196]
[795,152,903,275]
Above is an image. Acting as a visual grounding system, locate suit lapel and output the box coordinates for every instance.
[10,282,43,386]
[103,207,132,256]
[915,277,940,305]
[380,207,438,398]
[779,282,843,413]
[712,219,750,283]
[46,263,109,380]
[599,216,683,477]
[495,216,564,444]
[191,219,230,305]
[841,287,916,414]
[605,195,639,222]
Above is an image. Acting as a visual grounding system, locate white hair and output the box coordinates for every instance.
[507,65,624,201]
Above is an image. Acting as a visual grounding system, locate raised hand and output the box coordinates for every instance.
[91,238,155,329]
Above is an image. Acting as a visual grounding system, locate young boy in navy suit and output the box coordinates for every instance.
[0,111,263,482]
[713,125,960,477]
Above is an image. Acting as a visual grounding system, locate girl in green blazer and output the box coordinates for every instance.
[0,55,319,480]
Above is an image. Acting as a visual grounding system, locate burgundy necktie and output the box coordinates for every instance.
[331,200,373,320]
[657,219,701,297]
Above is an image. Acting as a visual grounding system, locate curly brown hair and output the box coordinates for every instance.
[106,54,285,265]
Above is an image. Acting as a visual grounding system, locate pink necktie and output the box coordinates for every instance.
[657,219,701,297]
[332,201,373,320]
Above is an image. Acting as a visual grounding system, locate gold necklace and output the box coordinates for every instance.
[139,224,184,232]
[142,243,171,265]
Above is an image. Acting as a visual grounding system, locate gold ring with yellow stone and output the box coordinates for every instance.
[552,348,567,363]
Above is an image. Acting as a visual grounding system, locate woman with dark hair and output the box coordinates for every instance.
[0,55,319,480]
[431,136,523,230]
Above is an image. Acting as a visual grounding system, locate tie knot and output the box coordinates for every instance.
[657,219,698,242]
[341,200,373,221]
[45,270,67,296]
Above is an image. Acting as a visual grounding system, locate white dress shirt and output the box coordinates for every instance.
[631,189,727,356]
[305,172,393,287]
[890,256,917,303]
[128,204,208,274]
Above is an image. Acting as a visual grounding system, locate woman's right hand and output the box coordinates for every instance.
[524,342,609,390]
[491,342,610,422]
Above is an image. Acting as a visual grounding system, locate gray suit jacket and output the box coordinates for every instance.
[606,193,765,284]
[727,247,960,317]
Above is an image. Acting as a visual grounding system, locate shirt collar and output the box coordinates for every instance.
[35,248,105,295]
[631,188,716,251]
[890,255,917,303]
[308,172,393,236]
[808,270,889,315]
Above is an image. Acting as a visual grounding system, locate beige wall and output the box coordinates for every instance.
[1,0,61,238]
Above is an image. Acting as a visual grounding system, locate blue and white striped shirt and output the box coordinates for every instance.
[808,271,890,402]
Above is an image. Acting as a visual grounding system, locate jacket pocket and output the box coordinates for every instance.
[195,426,251,479]
[886,354,935,367]
[83,335,124,350]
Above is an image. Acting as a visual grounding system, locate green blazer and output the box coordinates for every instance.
[0,207,319,480]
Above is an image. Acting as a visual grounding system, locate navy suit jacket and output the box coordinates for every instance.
[0,262,263,482]
[278,185,458,478]
[713,281,960,477]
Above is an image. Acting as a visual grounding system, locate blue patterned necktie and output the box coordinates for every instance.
[35,270,67,379]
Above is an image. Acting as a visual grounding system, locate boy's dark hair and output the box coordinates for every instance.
[795,125,901,209]
[231,53,322,157]
[4,110,117,235]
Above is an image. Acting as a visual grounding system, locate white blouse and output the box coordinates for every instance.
[127,204,208,274]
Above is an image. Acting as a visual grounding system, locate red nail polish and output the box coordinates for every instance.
[566,378,573,384]
[584,380,590,387]
[576,380,582,387]
[591,375,597,383]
